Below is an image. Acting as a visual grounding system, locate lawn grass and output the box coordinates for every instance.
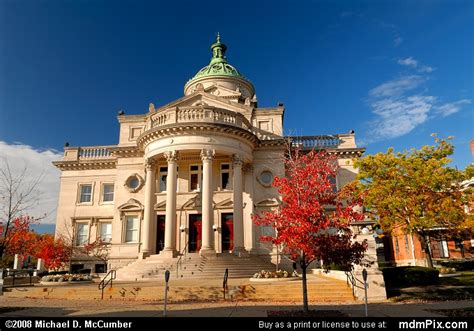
[387,271,474,302]
[438,271,474,286]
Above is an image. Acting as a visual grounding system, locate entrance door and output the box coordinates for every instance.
[156,215,165,253]
[188,214,202,253]
[221,213,234,251]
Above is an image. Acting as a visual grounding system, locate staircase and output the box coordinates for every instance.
[115,253,276,281]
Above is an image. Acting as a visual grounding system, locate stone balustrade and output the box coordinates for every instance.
[286,135,342,150]
[149,106,252,131]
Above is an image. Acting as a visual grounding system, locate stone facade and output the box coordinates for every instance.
[53,36,366,275]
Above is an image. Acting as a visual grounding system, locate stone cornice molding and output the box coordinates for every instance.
[137,123,260,150]
[109,146,144,158]
[52,160,117,171]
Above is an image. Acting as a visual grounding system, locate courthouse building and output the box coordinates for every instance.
[53,35,365,276]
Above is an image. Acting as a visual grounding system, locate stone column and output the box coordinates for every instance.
[232,154,245,255]
[161,151,179,258]
[141,158,156,258]
[200,149,215,255]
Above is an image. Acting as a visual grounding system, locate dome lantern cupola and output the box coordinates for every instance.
[184,34,255,99]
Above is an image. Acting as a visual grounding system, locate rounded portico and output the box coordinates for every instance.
[135,37,260,258]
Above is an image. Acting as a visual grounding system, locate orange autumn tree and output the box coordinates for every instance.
[253,149,367,312]
[35,234,71,271]
[351,136,474,268]
[3,216,39,259]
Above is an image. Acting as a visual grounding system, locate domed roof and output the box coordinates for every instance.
[184,34,252,89]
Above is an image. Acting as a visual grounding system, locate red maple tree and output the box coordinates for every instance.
[253,149,367,312]
[3,216,38,258]
[35,234,71,271]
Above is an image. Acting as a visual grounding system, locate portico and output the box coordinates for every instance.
[139,147,249,258]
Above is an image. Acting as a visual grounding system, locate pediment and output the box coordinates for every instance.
[214,198,233,209]
[204,84,242,98]
[154,200,167,211]
[117,198,144,211]
[154,91,252,114]
[180,195,201,210]
[255,198,280,208]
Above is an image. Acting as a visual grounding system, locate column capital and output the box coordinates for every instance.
[164,150,179,163]
[200,149,215,161]
[232,154,244,167]
[145,158,156,171]
[242,163,253,173]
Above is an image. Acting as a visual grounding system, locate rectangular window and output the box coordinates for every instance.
[220,163,231,190]
[189,165,202,191]
[258,121,270,131]
[125,216,139,243]
[76,223,89,246]
[79,184,92,203]
[404,234,410,253]
[159,167,168,192]
[102,183,114,202]
[395,237,400,255]
[100,222,112,243]
[439,239,449,258]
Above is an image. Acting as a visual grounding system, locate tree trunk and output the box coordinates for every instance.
[419,233,433,268]
[301,262,309,313]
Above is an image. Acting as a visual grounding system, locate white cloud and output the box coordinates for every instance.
[369,75,425,98]
[364,72,470,143]
[397,56,435,73]
[0,141,62,224]
[435,99,472,117]
[393,35,403,47]
[370,95,435,139]
[398,57,418,68]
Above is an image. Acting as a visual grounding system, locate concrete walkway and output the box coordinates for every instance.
[0,296,472,317]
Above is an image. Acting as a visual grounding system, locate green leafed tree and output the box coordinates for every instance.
[350,135,473,268]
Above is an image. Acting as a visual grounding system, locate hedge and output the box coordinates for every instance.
[439,260,474,271]
[382,266,439,287]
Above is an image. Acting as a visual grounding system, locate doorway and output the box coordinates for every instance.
[188,214,202,252]
[156,215,165,253]
[221,213,234,252]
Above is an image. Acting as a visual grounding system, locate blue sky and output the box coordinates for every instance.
[0,0,473,223]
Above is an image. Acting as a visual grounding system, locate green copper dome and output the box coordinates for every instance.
[185,34,252,88]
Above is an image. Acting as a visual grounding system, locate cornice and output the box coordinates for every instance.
[53,159,117,171]
[109,146,144,158]
[137,122,260,149]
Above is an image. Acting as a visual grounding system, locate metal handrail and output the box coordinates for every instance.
[2,269,35,287]
[176,241,189,278]
[223,268,229,300]
[98,269,116,300]
[345,270,365,298]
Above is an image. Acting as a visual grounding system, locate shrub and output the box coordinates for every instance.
[440,260,474,271]
[382,266,439,287]
[41,273,92,282]
[252,270,291,279]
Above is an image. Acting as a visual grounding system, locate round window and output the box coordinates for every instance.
[127,177,140,189]
[124,174,144,193]
[259,171,273,186]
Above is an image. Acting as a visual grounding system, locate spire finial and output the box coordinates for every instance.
[210,32,227,62]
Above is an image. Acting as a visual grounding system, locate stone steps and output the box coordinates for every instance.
[115,253,276,281]
[3,279,355,302]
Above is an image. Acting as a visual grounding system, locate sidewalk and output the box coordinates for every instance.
[0,296,472,317]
